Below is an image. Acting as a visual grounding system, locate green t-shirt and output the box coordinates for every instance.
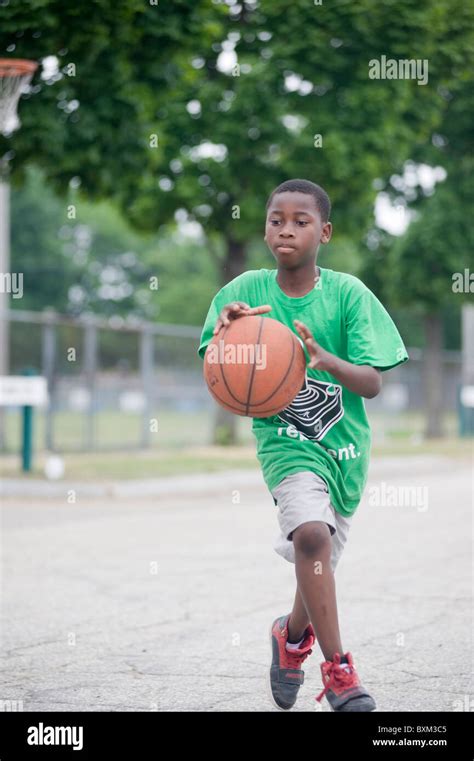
[197,267,409,518]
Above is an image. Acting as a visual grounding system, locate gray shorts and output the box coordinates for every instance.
[270,470,352,570]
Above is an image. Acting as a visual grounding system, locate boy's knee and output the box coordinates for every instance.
[292,521,331,558]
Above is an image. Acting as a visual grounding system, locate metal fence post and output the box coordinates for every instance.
[21,367,36,471]
[83,320,97,451]
[140,324,154,448]
[41,311,56,450]
[0,175,10,451]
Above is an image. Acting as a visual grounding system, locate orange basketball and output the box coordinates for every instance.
[203,315,306,417]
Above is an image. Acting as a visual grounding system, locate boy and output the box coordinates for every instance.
[197,179,408,712]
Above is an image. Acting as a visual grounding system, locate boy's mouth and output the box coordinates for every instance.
[276,244,297,253]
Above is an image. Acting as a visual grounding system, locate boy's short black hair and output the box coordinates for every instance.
[266,179,331,222]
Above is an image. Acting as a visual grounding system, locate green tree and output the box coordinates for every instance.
[3,1,470,256]
[11,165,155,316]
[362,80,473,437]
[11,165,224,323]
[2,0,472,442]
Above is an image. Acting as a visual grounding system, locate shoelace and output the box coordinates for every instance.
[286,646,313,668]
[315,662,355,702]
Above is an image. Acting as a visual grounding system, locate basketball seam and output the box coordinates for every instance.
[244,316,265,416]
[219,322,250,407]
[252,330,299,406]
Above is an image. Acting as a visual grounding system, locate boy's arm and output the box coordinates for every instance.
[323,355,381,399]
[294,319,382,399]
[197,270,272,360]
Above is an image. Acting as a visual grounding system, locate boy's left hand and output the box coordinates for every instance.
[293,319,334,372]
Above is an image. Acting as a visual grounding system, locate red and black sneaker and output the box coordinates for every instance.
[267,614,315,710]
[315,651,376,712]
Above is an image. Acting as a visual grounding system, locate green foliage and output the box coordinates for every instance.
[10,165,221,323]
[3,0,472,250]
[11,165,152,314]
[361,70,473,317]
[10,164,74,312]
[387,173,473,309]
[3,0,473,342]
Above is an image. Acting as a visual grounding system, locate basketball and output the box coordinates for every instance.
[203,315,306,417]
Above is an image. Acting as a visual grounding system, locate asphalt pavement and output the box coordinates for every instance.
[0,455,472,712]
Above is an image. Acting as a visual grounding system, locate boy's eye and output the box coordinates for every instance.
[269,219,308,226]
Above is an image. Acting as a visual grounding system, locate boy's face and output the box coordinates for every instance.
[264,191,332,269]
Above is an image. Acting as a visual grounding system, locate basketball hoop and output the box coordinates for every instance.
[0,58,38,136]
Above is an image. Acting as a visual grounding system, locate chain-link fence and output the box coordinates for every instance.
[0,308,463,454]
[2,309,220,453]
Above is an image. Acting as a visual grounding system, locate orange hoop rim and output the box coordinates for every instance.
[0,58,38,77]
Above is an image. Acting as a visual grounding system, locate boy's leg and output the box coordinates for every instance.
[292,520,343,660]
[287,508,350,643]
[287,587,311,642]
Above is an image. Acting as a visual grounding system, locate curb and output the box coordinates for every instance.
[0,469,266,499]
[0,455,457,499]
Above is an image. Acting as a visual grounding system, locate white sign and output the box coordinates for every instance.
[460,385,474,409]
[0,376,48,407]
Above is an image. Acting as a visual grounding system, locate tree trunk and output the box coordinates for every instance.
[211,236,247,446]
[423,313,444,438]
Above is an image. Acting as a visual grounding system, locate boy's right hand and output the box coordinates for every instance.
[213,302,272,335]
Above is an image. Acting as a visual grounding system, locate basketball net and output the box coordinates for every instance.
[0,59,38,136]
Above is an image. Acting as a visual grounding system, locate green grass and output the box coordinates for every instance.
[0,446,259,480]
[1,408,254,451]
[371,437,473,459]
[0,437,471,481]
[1,407,471,480]
[1,408,462,452]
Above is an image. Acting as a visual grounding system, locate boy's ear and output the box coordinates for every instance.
[321,222,332,244]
